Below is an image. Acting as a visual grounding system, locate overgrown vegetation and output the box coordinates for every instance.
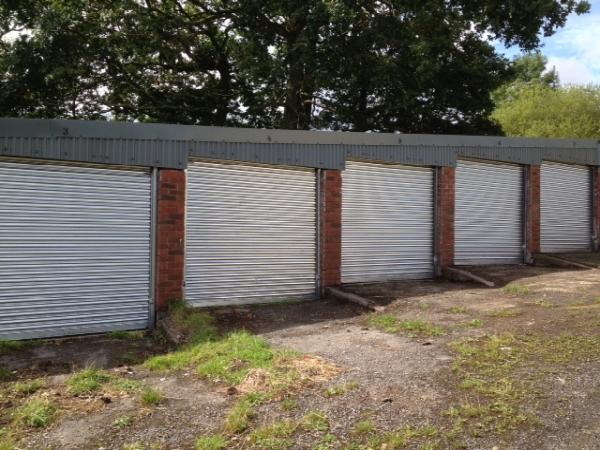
[140,388,163,406]
[368,314,445,337]
[12,397,56,428]
[195,434,229,450]
[324,381,359,398]
[107,330,145,340]
[503,284,532,296]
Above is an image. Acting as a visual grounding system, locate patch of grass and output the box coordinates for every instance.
[110,377,143,393]
[487,309,522,318]
[313,434,338,450]
[248,420,296,450]
[108,330,145,340]
[168,302,219,345]
[366,425,439,449]
[352,419,375,436]
[114,415,134,428]
[224,393,265,434]
[324,380,359,398]
[0,341,25,354]
[368,314,445,337]
[448,306,467,314]
[0,369,12,382]
[0,432,16,450]
[419,303,432,310]
[502,283,531,296]
[467,319,483,328]
[140,388,162,406]
[195,434,229,450]
[122,443,145,450]
[12,379,44,396]
[67,367,111,396]
[302,410,329,432]
[280,396,298,411]
[12,397,55,428]
[531,299,553,308]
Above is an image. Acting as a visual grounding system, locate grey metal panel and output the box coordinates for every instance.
[541,162,592,253]
[455,159,523,265]
[185,160,317,307]
[0,160,152,340]
[344,145,455,167]
[189,141,343,170]
[342,161,434,283]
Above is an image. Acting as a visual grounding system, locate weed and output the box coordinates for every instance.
[67,367,110,395]
[324,380,359,398]
[353,419,375,436]
[195,435,229,450]
[313,434,338,450]
[12,379,44,396]
[503,284,531,296]
[114,415,134,428]
[0,369,11,382]
[108,330,145,340]
[419,303,432,310]
[368,315,445,337]
[0,341,24,354]
[366,425,439,449]
[167,302,218,344]
[224,393,265,434]
[122,443,145,450]
[140,388,162,406]
[0,432,16,450]
[302,410,329,432]
[467,319,483,328]
[487,309,522,318]
[110,377,142,393]
[448,306,467,314]
[532,299,552,308]
[248,420,296,450]
[12,397,55,428]
[280,397,298,411]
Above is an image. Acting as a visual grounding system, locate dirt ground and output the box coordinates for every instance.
[2,255,600,450]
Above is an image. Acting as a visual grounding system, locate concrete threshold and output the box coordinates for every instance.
[442,266,495,287]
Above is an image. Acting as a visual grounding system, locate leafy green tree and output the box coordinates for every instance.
[0,0,591,132]
[493,84,600,138]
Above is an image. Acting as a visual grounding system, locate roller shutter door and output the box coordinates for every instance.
[186,160,317,307]
[0,160,152,340]
[342,161,434,283]
[455,159,523,265]
[541,162,592,253]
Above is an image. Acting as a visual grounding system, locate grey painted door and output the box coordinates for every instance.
[541,162,592,253]
[455,159,523,265]
[185,160,317,307]
[342,161,434,283]
[0,160,152,340]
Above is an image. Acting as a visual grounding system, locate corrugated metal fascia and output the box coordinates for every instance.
[344,144,454,167]
[541,146,598,166]
[0,136,187,169]
[188,141,344,170]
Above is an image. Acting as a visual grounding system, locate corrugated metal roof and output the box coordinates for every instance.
[0,118,598,169]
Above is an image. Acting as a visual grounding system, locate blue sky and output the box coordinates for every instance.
[494,0,600,84]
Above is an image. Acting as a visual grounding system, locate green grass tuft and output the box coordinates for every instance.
[448,306,467,314]
[368,314,445,337]
[140,388,163,406]
[195,434,229,450]
[280,396,298,411]
[114,415,134,428]
[224,392,265,434]
[12,379,44,396]
[107,330,145,340]
[12,397,55,428]
[67,367,110,396]
[248,420,296,450]
[324,380,359,398]
[503,283,531,296]
[467,319,483,328]
[302,410,329,432]
[353,419,375,436]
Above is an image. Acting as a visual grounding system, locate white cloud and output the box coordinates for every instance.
[546,56,595,84]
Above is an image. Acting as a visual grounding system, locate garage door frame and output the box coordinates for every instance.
[184,158,319,307]
[341,160,436,283]
[455,158,525,266]
[0,157,155,340]
[540,160,593,253]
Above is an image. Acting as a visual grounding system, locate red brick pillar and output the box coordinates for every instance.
[435,167,455,274]
[155,169,186,313]
[525,165,541,260]
[593,167,600,252]
[319,169,342,293]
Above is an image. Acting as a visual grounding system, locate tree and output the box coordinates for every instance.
[493,52,559,105]
[0,0,591,132]
[492,84,600,139]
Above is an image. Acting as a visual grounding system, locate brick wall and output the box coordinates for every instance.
[435,166,455,273]
[155,169,186,312]
[525,165,541,259]
[319,169,342,291]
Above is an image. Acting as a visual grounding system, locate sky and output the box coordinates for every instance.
[494,0,600,85]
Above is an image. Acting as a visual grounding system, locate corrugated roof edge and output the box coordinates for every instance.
[0,117,598,169]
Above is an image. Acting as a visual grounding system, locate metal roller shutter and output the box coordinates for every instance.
[185,160,317,307]
[342,161,434,283]
[0,160,152,340]
[455,159,523,265]
[541,162,592,253]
